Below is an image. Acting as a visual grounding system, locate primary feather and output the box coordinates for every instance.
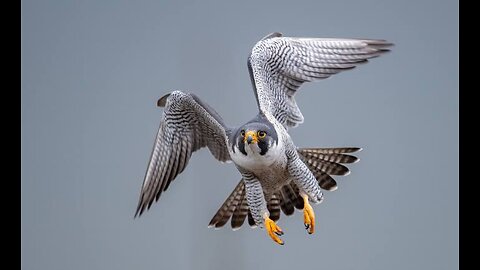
[248,32,392,128]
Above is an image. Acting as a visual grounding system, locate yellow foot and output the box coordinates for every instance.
[265,216,284,245]
[303,195,315,234]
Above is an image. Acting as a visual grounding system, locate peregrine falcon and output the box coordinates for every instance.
[135,32,392,245]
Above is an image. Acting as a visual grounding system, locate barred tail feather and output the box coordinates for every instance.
[247,211,256,227]
[297,147,361,191]
[231,195,249,230]
[279,187,295,216]
[299,147,362,155]
[289,182,305,209]
[208,180,245,228]
[209,181,301,230]
[267,193,281,222]
[314,171,338,191]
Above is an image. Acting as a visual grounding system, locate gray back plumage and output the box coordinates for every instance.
[248,32,392,128]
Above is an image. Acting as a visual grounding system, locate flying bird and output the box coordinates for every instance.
[135,32,392,245]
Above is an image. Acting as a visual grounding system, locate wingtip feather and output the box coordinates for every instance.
[329,185,339,192]
[157,92,172,107]
[261,32,283,40]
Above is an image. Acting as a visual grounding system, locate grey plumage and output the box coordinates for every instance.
[135,92,232,217]
[135,32,392,237]
[248,32,391,129]
[242,172,270,227]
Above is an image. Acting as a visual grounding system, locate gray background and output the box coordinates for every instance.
[21,0,458,269]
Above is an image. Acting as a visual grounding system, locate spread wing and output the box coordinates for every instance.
[135,91,231,217]
[248,32,393,128]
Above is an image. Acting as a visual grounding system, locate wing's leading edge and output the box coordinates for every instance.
[135,91,231,217]
[248,33,392,128]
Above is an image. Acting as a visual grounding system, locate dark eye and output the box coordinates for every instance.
[240,130,245,137]
[257,131,266,138]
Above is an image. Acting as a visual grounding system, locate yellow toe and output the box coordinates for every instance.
[303,195,315,234]
[265,216,284,245]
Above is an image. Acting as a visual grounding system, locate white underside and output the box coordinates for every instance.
[230,138,285,172]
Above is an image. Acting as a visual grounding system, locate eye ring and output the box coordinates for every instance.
[257,130,266,139]
[240,130,245,137]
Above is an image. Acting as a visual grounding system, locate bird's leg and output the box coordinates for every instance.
[264,212,284,245]
[302,194,315,234]
[240,172,285,246]
[287,155,323,235]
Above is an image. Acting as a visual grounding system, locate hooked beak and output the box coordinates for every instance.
[244,130,258,144]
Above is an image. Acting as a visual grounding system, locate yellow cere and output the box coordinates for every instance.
[244,130,258,143]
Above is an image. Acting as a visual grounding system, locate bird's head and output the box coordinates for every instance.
[233,121,278,156]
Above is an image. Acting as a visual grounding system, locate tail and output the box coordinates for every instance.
[208,180,247,229]
[208,147,361,229]
[297,147,361,191]
[207,180,286,230]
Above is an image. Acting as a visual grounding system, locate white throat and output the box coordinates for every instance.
[231,139,284,171]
